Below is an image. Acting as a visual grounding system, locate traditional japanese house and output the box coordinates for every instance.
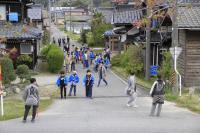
[0,24,42,68]
[111,2,145,52]
[177,1,200,87]
[0,0,43,69]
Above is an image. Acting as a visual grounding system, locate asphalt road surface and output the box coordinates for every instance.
[1,64,200,133]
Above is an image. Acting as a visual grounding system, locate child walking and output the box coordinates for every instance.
[83,70,95,99]
[68,71,80,96]
[56,71,68,99]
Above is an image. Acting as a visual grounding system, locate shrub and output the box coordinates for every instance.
[16,65,30,82]
[47,48,64,73]
[16,55,32,68]
[111,45,144,76]
[111,54,121,66]
[40,45,64,73]
[158,52,173,80]
[0,57,16,84]
[86,32,94,47]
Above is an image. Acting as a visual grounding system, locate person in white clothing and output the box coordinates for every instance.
[126,72,138,107]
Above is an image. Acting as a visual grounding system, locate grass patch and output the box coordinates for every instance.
[176,94,200,113]
[59,25,80,41]
[0,99,53,121]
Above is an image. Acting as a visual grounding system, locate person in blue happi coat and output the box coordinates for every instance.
[89,50,95,65]
[104,57,110,70]
[83,69,95,99]
[74,48,79,64]
[56,71,68,99]
[68,71,80,96]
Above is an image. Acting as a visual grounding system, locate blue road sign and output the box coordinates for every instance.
[9,12,18,22]
[150,65,158,76]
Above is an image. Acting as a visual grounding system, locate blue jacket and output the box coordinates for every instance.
[75,51,79,58]
[56,76,68,87]
[90,52,95,59]
[68,74,80,85]
[83,75,95,86]
[104,58,110,66]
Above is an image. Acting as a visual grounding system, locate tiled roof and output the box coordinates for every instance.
[0,24,42,39]
[178,6,200,28]
[178,0,200,3]
[96,8,114,24]
[113,9,144,24]
[28,8,42,20]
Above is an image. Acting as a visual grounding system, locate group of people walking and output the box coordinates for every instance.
[21,35,166,123]
[56,69,95,99]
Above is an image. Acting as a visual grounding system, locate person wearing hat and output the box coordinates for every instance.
[68,71,80,96]
[83,70,95,98]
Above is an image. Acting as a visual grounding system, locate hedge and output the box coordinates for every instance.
[41,45,64,73]
[0,57,16,84]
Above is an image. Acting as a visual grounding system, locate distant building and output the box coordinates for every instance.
[52,7,91,34]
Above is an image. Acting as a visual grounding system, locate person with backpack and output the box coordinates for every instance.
[22,78,39,123]
[83,70,95,99]
[97,62,108,87]
[56,71,68,99]
[126,72,138,107]
[149,74,165,117]
[68,71,80,96]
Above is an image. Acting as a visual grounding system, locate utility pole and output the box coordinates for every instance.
[69,0,72,32]
[145,0,151,80]
[49,0,52,43]
[172,0,178,47]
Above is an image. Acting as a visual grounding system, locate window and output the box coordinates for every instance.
[20,44,33,54]
[0,5,6,20]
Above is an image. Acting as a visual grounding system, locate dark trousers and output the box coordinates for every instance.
[85,60,89,68]
[23,105,38,121]
[90,59,94,65]
[98,77,108,87]
[60,86,67,99]
[71,62,75,71]
[86,85,92,98]
[69,85,76,95]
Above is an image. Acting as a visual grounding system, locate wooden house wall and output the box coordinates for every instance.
[184,30,200,87]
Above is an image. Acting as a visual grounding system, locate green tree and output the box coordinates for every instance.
[91,12,112,47]
[0,57,16,84]
[16,65,30,83]
[159,52,173,80]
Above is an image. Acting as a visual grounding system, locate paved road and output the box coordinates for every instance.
[1,63,200,133]
[1,25,200,133]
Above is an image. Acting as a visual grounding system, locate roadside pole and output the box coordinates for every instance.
[170,47,182,96]
[0,65,4,116]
